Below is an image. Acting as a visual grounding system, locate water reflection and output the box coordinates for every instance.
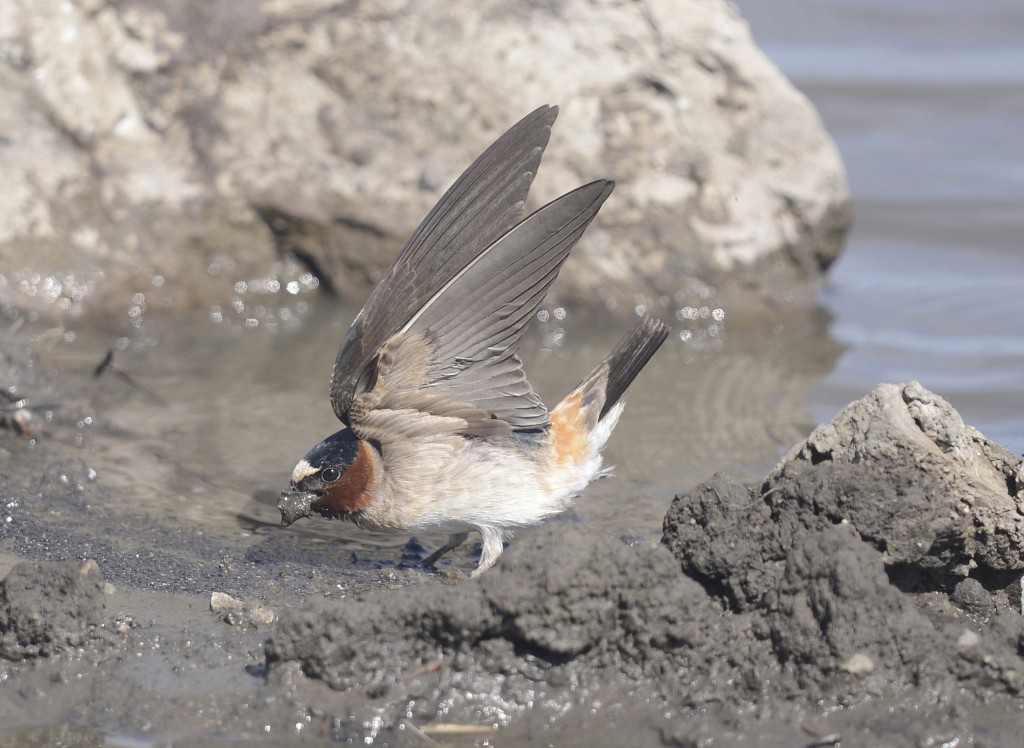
[35,300,842,563]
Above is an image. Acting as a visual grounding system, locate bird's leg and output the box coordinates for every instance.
[470,526,505,578]
[423,532,469,567]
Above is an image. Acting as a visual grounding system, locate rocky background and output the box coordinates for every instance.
[8,1,1022,746]
[2,330,1023,744]
[1,0,849,322]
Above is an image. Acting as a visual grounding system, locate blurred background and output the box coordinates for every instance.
[1,2,1022,741]
[733,0,1024,453]
[1,0,1021,548]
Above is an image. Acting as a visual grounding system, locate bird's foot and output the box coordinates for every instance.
[422,532,469,568]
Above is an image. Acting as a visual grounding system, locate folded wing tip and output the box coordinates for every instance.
[534,103,558,121]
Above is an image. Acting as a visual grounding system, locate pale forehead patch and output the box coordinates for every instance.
[291,459,318,485]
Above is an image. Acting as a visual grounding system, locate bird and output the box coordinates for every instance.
[278,104,669,576]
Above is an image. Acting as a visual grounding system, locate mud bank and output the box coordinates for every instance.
[2,325,1024,745]
[264,377,1024,742]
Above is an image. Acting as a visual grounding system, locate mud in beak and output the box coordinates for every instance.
[278,489,317,527]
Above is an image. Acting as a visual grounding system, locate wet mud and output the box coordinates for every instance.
[2,328,1024,747]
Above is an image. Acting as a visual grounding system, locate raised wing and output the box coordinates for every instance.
[330,105,559,425]
[349,180,615,437]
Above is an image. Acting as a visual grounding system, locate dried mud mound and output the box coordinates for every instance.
[267,381,1024,739]
[665,381,1024,610]
[266,525,762,729]
[0,560,107,660]
[665,381,1024,702]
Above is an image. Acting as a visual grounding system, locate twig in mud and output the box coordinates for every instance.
[400,720,438,744]
[419,723,496,736]
[94,349,115,377]
[94,347,167,405]
[801,724,842,748]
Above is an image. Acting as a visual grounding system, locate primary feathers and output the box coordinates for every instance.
[279,105,668,576]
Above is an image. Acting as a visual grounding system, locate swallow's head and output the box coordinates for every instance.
[279,428,377,526]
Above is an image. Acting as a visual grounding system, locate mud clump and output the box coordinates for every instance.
[0,559,107,660]
[757,527,944,693]
[771,382,1024,584]
[661,473,787,610]
[664,381,1024,709]
[266,524,758,730]
[665,381,1024,611]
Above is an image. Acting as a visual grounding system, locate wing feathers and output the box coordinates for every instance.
[330,105,559,424]
[398,180,614,430]
[419,181,614,351]
[331,108,620,440]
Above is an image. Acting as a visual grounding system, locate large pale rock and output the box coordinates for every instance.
[0,0,849,321]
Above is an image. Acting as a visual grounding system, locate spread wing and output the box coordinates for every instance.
[348,180,615,439]
[330,105,559,425]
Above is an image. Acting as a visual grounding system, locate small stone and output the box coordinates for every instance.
[247,603,278,626]
[951,578,995,617]
[78,559,101,580]
[841,652,874,675]
[210,591,276,626]
[957,629,981,651]
[210,591,245,614]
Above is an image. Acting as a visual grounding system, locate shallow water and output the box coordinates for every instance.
[21,0,1024,569]
[734,0,1024,454]
[44,302,837,564]
[4,3,1024,746]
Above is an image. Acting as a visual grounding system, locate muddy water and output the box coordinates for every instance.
[733,0,1024,455]
[38,301,838,566]
[4,1,1024,744]
[23,0,1021,565]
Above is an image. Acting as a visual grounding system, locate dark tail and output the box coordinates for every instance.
[599,316,670,419]
[552,316,669,447]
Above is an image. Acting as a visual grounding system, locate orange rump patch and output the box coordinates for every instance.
[550,390,589,468]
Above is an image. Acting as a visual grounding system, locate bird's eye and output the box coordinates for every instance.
[321,467,342,483]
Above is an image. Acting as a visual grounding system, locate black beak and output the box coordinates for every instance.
[278,489,317,527]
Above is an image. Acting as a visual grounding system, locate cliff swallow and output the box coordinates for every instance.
[279,105,669,576]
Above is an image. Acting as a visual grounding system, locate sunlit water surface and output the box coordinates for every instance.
[28,0,1024,564]
[45,302,835,559]
[734,0,1024,454]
